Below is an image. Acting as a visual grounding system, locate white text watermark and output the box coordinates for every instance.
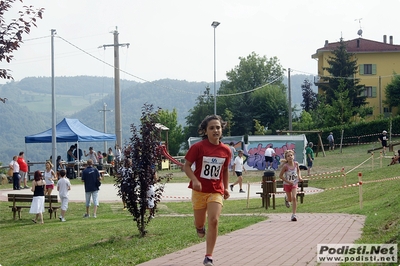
[317,244,397,263]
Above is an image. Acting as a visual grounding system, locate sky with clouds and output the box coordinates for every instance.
[2,0,400,85]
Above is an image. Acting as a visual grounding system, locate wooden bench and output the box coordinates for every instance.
[276,179,309,204]
[8,194,60,220]
[256,179,309,209]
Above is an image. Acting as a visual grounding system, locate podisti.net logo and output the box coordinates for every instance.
[317,244,397,264]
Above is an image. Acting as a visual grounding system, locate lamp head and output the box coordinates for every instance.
[211,21,220,28]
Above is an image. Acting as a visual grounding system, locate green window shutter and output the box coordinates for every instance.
[372,87,377,97]
[359,64,364,75]
[372,64,377,74]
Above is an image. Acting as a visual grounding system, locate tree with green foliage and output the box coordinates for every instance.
[184,86,213,143]
[253,119,267,135]
[324,79,354,126]
[248,85,288,132]
[293,111,314,131]
[223,109,234,136]
[384,73,400,108]
[322,38,366,109]
[157,108,185,156]
[0,0,44,84]
[217,52,286,135]
[301,79,318,112]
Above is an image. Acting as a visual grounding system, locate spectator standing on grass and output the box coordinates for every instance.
[97,151,103,164]
[73,143,83,161]
[44,161,56,195]
[67,145,76,162]
[57,169,71,222]
[228,142,236,171]
[84,147,98,164]
[279,150,303,222]
[327,132,334,151]
[107,147,115,175]
[115,144,122,162]
[305,142,314,176]
[264,144,275,170]
[17,151,29,189]
[9,155,20,190]
[29,170,46,224]
[81,159,101,218]
[56,155,64,170]
[183,114,231,266]
[378,130,388,155]
[230,150,246,193]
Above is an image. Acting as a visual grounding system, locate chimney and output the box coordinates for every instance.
[390,36,393,45]
[324,40,328,47]
[383,35,387,43]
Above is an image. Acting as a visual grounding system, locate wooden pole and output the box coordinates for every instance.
[358,172,363,209]
[317,132,326,157]
[246,182,250,208]
[380,151,383,168]
[371,152,374,171]
[342,167,346,186]
[340,129,344,153]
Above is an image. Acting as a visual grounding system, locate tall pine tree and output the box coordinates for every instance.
[322,38,366,110]
[301,79,318,112]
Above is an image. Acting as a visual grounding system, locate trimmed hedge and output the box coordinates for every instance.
[304,116,399,148]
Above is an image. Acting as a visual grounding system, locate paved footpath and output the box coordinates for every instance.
[137,213,365,266]
[1,183,365,266]
[0,182,321,202]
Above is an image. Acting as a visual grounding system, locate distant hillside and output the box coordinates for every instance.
[283,74,317,108]
[0,74,314,165]
[75,79,211,142]
[0,77,208,164]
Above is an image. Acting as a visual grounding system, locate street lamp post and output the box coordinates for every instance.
[211,21,220,115]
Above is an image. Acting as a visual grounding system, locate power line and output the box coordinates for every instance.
[217,76,282,97]
[20,35,400,100]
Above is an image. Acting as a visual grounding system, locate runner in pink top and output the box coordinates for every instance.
[279,150,303,221]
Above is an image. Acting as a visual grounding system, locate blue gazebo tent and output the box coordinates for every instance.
[25,118,116,143]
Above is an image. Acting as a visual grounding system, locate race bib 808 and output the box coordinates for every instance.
[200,156,226,180]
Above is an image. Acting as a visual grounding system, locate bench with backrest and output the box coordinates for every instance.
[8,194,59,220]
[256,179,309,209]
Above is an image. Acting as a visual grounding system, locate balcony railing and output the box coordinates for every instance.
[314,76,329,86]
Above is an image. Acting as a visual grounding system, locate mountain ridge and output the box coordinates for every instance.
[0,74,315,164]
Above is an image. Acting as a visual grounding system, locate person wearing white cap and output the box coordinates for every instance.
[378,130,388,155]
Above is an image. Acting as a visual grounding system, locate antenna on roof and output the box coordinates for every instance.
[355,18,363,37]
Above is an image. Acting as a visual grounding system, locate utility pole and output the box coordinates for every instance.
[288,68,292,131]
[99,103,112,153]
[101,27,129,147]
[51,29,57,170]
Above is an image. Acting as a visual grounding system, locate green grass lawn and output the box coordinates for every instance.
[0,143,399,265]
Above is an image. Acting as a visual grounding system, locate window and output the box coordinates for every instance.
[364,64,372,74]
[360,86,377,98]
[384,107,392,113]
[359,64,377,75]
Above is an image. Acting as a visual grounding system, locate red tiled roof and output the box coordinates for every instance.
[315,37,400,54]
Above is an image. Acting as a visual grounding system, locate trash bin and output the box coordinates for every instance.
[262,170,276,209]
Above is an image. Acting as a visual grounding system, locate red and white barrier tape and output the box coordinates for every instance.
[346,156,372,175]
[343,133,380,139]
[362,176,400,184]
[307,174,345,180]
[307,169,342,177]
